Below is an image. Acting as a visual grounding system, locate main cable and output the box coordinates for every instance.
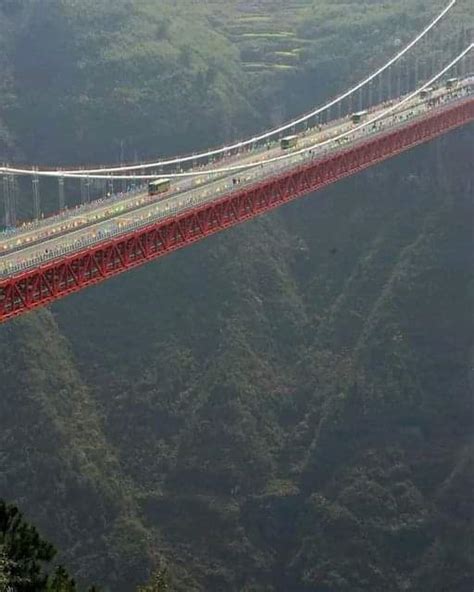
[0,0,459,177]
[2,45,472,181]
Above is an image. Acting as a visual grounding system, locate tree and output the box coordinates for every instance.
[0,500,55,590]
[0,501,97,592]
[137,568,170,592]
[46,566,76,592]
[0,545,11,592]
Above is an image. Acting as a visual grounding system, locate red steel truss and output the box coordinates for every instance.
[1,97,473,323]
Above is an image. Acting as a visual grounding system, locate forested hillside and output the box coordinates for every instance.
[0,1,473,590]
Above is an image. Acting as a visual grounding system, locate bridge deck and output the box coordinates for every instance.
[0,95,473,323]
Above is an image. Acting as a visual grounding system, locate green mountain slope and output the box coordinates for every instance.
[0,1,472,590]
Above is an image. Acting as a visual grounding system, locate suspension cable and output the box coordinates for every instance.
[0,0,459,178]
[5,44,471,181]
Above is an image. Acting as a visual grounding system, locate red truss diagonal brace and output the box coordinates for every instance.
[1,97,473,323]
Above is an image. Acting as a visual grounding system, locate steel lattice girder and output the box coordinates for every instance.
[1,97,473,323]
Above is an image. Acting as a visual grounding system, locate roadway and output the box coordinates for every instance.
[0,79,472,279]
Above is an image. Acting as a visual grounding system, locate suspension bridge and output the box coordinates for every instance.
[0,1,473,324]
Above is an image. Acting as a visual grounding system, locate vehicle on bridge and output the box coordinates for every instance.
[351,110,368,124]
[280,135,298,150]
[148,178,171,196]
[446,77,459,89]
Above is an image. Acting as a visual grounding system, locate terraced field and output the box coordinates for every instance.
[207,0,313,73]
[204,0,465,80]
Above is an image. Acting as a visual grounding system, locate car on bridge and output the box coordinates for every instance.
[148,178,171,196]
[280,135,298,150]
[351,110,368,124]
